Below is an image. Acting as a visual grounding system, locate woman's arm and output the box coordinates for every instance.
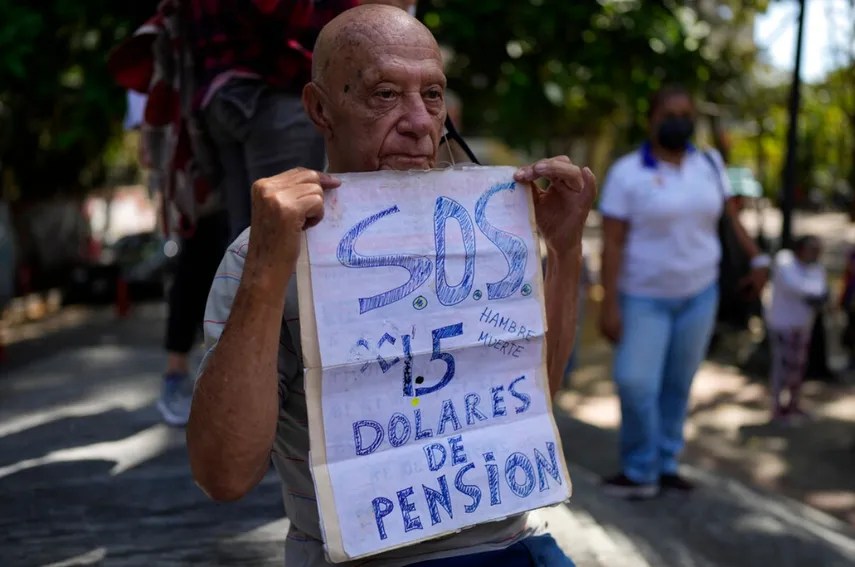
[723,198,769,297]
[599,216,628,344]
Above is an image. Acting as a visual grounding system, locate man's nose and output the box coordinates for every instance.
[396,93,434,139]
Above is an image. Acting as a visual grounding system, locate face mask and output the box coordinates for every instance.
[656,116,694,151]
[407,3,417,17]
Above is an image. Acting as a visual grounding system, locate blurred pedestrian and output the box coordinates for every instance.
[838,247,855,368]
[113,1,421,425]
[184,0,416,240]
[767,236,827,422]
[110,5,229,426]
[598,85,769,499]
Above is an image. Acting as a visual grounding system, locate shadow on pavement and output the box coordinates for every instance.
[567,293,855,528]
[555,411,855,567]
[0,428,287,566]
[2,297,854,565]
[0,336,289,566]
[1,302,166,374]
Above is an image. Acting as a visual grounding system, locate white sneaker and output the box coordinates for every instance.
[157,373,193,426]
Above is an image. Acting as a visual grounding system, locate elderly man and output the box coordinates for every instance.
[187,5,595,566]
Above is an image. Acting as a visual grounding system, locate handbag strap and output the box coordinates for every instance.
[701,150,728,203]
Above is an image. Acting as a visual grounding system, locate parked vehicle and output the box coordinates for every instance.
[726,167,762,199]
[0,201,16,309]
[64,231,177,304]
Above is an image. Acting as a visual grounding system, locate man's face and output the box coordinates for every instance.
[316,38,447,172]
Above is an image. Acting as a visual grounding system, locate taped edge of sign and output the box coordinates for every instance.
[297,229,322,371]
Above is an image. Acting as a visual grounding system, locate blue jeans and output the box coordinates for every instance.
[204,79,326,240]
[411,535,575,566]
[613,282,719,484]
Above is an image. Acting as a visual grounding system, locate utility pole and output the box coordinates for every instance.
[780,0,807,249]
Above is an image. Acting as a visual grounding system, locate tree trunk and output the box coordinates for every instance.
[755,122,768,194]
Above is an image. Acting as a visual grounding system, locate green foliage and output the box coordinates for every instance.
[423,0,762,155]
[729,62,854,200]
[799,80,853,192]
[1,0,849,206]
[0,0,153,202]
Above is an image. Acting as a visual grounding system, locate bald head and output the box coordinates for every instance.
[303,4,447,173]
[313,4,439,87]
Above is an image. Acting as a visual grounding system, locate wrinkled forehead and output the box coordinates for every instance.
[355,44,446,87]
[319,16,443,86]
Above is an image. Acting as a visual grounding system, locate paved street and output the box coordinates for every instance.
[2,302,854,566]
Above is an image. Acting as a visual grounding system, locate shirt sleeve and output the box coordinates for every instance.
[197,229,250,376]
[774,251,826,298]
[598,163,631,220]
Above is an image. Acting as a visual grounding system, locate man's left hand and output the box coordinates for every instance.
[514,156,597,252]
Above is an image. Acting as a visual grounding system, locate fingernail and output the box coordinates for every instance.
[534,163,547,174]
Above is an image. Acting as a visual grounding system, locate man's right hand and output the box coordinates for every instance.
[599,299,622,344]
[245,168,341,290]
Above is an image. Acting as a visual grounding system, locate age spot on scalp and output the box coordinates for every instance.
[344,84,350,93]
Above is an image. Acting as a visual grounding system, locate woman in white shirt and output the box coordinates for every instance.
[597,86,769,499]
[766,236,827,421]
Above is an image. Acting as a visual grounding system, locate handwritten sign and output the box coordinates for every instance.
[297,166,572,562]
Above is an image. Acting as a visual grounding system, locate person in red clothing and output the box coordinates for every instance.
[184,0,415,241]
[109,0,415,426]
[110,2,233,427]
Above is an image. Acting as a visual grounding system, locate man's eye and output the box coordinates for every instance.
[376,89,397,100]
[424,89,443,101]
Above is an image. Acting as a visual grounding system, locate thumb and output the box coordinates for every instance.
[318,172,342,190]
[582,167,597,191]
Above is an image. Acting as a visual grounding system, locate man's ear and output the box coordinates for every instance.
[303,82,333,136]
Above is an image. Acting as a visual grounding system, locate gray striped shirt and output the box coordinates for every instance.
[200,228,541,566]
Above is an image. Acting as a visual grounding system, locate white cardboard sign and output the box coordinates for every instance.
[297,166,571,562]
